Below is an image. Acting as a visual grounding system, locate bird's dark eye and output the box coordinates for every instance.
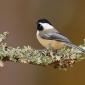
[37,23,43,31]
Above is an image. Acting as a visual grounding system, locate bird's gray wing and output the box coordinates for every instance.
[39,30,85,52]
[39,30,71,43]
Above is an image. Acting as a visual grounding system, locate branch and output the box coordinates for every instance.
[0,32,85,70]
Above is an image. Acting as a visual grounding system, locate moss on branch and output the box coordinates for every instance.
[0,32,85,69]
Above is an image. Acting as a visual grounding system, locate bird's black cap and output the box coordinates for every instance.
[37,19,52,25]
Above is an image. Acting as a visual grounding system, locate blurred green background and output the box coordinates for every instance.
[0,0,85,85]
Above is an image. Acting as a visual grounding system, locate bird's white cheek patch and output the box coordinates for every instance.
[39,23,54,30]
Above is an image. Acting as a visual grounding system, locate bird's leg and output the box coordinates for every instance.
[53,49,58,53]
[52,49,58,55]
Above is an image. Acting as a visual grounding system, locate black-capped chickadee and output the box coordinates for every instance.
[36,19,85,52]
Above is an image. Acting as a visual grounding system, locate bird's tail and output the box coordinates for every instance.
[65,43,85,53]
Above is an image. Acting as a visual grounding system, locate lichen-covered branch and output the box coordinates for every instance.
[0,32,85,69]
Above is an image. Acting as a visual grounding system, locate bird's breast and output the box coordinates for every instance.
[37,34,65,49]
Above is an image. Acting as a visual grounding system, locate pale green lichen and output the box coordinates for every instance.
[0,32,84,69]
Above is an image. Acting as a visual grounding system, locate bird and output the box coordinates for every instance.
[36,18,85,53]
